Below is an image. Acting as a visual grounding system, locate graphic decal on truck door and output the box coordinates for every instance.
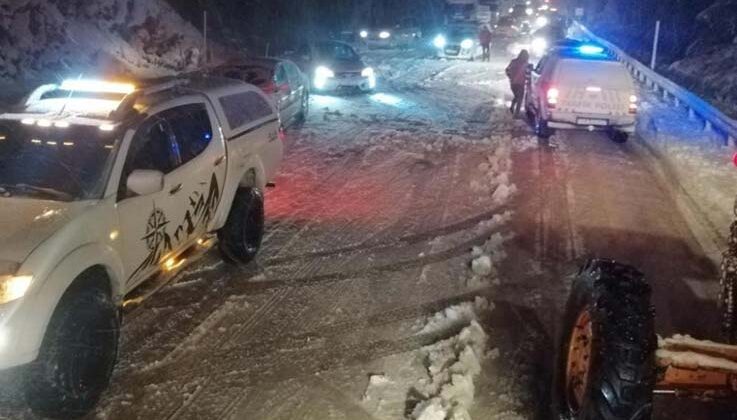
[128,174,221,282]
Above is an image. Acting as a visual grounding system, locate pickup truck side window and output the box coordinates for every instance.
[219,91,274,134]
[162,104,213,165]
[535,56,548,74]
[119,117,180,199]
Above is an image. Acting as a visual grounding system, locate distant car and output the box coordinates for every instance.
[525,44,638,142]
[288,40,376,93]
[214,58,309,131]
[359,18,423,49]
[494,16,518,38]
[433,24,482,61]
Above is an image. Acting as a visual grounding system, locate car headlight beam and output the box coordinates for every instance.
[314,66,335,90]
[0,274,32,305]
[433,35,447,49]
[461,39,474,49]
[379,31,391,39]
[360,30,368,38]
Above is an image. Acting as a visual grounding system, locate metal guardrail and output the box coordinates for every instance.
[573,22,737,146]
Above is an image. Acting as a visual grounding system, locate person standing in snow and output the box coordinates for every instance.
[505,49,529,117]
[479,25,492,62]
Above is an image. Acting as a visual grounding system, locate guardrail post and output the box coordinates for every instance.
[704,120,713,133]
[663,90,669,101]
[674,97,680,107]
[688,108,696,120]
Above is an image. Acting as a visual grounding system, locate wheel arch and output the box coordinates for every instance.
[210,157,266,230]
[12,244,124,362]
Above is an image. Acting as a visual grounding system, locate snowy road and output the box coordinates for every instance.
[0,49,733,419]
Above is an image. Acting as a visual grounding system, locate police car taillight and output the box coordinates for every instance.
[629,95,638,114]
[547,88,559,108]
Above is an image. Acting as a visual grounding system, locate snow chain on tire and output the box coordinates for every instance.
[553,259,657,420]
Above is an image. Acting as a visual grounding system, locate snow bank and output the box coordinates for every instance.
[418,297,492,336]
[411,320,489,419]
[0,0,207,101]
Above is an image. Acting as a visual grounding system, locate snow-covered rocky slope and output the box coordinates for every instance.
[0,0,205,102]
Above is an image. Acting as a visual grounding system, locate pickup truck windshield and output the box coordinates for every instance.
[0,120,119,201]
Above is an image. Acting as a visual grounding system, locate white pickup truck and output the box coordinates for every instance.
[0,77,282,417]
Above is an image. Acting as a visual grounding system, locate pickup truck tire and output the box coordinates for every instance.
[24,285,119,419]
[218,187,265,265]
[552,259,656,420]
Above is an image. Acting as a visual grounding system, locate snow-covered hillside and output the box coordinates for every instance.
[0,0,205,102]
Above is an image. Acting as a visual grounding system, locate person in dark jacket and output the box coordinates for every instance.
[505,49,529,117]
[479,25,492,62]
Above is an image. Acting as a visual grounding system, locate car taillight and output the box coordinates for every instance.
[263,81,277,94]
[629,94,638,114]
[547,87,559,108]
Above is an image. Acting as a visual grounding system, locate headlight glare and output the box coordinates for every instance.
[379,31,391,39]
[0,275,32,305]
[461,39,474,49]
[433,35,446,49]
[361,67,374,78]
[360,30,368,38]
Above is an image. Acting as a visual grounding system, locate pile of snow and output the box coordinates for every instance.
[470,144,517,205]
[412,320,489,420]
[418,297,493,336]
[0,0,207,101]
[468,232,508,289]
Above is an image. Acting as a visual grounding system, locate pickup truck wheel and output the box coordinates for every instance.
[552,259,656,420]
[218,188,265,265]
[25,286,119,419]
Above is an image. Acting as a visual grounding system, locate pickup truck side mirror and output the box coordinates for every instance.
[127,170,164,196]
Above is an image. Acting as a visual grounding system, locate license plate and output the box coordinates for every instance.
[577,118,608,126]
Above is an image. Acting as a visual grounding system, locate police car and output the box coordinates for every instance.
[525,44,638,142]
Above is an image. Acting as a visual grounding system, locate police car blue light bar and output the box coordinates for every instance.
[578,44,605,55]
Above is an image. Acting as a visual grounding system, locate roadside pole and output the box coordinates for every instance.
[650,20,660,70]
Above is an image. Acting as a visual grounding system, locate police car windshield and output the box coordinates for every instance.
[0,120,119,201]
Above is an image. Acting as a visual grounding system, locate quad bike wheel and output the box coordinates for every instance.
[553,259,657,420]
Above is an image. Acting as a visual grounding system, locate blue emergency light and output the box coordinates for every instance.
[578,44,605,55]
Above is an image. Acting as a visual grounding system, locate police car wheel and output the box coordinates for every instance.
[609,130,629,144]
[25,283,119,419]
[218,188,265,265]
[534,113,552,139]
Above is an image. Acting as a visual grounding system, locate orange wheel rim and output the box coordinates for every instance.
[565,309,593,412]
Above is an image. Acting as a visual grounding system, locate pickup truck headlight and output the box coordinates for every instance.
[0,262,32,305]
[461,39,474,49]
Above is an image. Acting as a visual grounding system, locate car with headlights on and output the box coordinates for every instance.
[289,40,376,93]
[433,24,482,61]
[359,18,423,49]
[214,57,310,131]
[525,44,638,142]
[0,76,282,417]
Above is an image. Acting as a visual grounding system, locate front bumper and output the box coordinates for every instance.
[437,45,476,60]
[0,298,40,370]
[547,111,637,133]
[316,75,375,92]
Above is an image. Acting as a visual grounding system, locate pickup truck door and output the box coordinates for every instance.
[529,57,546,110]
[116,116,184,288]
[159,102,227,247]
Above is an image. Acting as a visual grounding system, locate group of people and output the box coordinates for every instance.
[477,25,530,117]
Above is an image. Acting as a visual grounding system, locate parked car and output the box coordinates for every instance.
[0,76,282,418]
[214,57,310,131]
[433,24,482,61]
[288,40,376,93]
[525,44,638,142]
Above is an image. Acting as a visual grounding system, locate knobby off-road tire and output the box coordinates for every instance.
[719,199,737,343]
[553,259,656,420]
[218,188,265,265]
[25,283,119,419]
